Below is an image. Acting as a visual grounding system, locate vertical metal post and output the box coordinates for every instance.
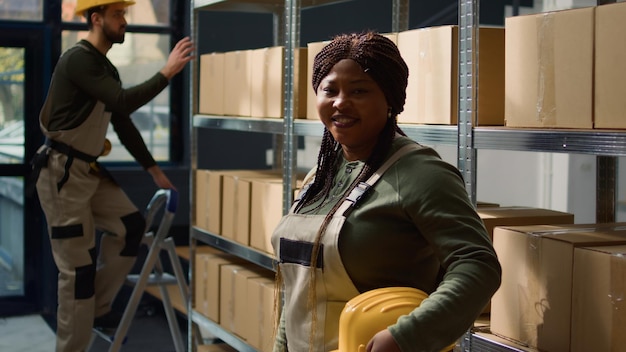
[391,0,410,32]
[512,0,521,16]
[283,0,301,214]
[273,9,286,172]
[188,3,198,350]
[457,0,479,206]
[596,156,616,223]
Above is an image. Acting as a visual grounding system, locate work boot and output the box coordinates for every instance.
[93,310,123,331]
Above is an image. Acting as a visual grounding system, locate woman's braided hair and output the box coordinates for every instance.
[282,31,410,350]
[296,31,409,214]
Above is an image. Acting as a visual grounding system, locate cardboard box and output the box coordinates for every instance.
[199,52,225,115]
[194,169,210,231]
[221,170,280,242]
[224,50,252,117]
[594,2,626,129]
[505,7,594,128]
[219,264,268,335]
[477,206,575,240]
[249,176,305,254]
[206,170,224,235]
[571,244,626,352]
[250,47,307,119]
[306,40,331,121]
[233,267,273,340]
[491,223,626,351]
[476,206,574,314]
[476,201,500,208]
[202,169,268,236]
[397,25,504,125]
[202,253,246,323]
[250,178,285,254]
[194,246,233,318]
[246,276,277,352]
[218,263,244,330]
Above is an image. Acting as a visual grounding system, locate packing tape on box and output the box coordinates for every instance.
[536,13,556,125]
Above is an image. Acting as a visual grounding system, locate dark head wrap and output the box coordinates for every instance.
[311,31,409,117]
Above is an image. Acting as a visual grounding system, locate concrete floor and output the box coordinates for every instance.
[1,297,186,352]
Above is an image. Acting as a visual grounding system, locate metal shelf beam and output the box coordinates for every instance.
[191,311,257,352]
[194,0,351,11]
[191,227,276,271]
[194,115,626,156]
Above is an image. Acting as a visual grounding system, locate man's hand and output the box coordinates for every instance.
[160,36,195,80]
[366,329,402,352]
[147,165,175,190]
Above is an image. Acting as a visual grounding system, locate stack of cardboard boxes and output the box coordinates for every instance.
[199,2,626,130]
[491,223,626,351]
[194,247,276,352]
[505,2,626,129]
[199,47,307,118]
[194,169,302,255]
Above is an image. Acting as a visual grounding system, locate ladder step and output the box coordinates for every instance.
[126,273,178,286]
[91,328,128,344]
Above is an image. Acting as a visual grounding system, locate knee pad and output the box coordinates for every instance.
[75,247,97,299]
[119,211,145,257]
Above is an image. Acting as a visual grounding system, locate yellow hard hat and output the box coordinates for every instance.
[75,0,136,17]
[333,287,455,352]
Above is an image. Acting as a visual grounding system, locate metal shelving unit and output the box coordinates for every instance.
[189,0,625,351]
[194,115,626,156]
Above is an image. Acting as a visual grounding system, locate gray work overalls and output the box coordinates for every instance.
[272,144,419,352]
[35,95,145,351]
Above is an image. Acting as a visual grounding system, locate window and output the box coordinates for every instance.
[0,48,25,164]
[0,0,43,21]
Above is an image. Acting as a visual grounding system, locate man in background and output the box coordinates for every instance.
[31,0,194,350]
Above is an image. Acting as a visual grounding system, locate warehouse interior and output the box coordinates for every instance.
[1,0,626,351]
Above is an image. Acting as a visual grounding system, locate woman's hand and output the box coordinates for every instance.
[366,329,402,352]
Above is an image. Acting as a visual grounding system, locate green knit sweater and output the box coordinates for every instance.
[275,136,501,352]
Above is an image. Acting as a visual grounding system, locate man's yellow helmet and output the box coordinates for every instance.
[75,0,136,17]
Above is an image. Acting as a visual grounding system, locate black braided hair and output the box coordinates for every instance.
[296,31,409,214]
[312,31,409,117]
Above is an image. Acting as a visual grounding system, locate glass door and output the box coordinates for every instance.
[0,30,50,317]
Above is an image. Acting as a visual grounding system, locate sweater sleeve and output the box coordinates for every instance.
[66,46,169,116]
[388,154,501,352]
[110,111,157,170]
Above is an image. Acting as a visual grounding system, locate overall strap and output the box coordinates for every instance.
[336,143,422,216]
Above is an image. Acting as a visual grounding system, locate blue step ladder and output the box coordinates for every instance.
[88,189,196,351]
